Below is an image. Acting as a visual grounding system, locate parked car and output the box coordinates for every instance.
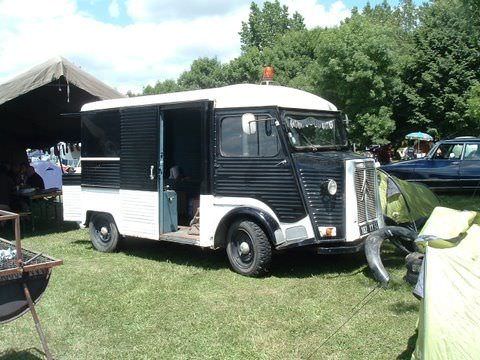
[381,137,480,191]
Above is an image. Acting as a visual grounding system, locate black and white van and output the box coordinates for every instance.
[63,84,383,276]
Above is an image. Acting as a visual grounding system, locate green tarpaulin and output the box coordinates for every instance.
[377,169,439,229]
[412,207,480,360]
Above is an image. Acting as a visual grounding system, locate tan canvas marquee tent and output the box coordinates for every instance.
[0,56,124,159]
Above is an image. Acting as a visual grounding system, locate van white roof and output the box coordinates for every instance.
[81,84,337,112]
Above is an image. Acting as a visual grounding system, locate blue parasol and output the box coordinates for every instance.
[405,132,433,141]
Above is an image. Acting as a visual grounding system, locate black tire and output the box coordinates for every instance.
[226,220,272,277]
[89,213,120,253]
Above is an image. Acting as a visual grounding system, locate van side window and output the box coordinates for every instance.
[220,115,279,157]
[81,110,120,157]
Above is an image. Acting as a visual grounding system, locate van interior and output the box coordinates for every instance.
[163,108,203,227]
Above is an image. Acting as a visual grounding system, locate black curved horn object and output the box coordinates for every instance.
[364,226,417,284]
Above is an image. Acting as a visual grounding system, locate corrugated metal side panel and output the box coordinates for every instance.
[62,185,82,221]
[120,106,158,191]
[298,166,345,239]
[214,158,306,223]
[81,161,120,188]
[62,174,81,186]
[120,190,159,239]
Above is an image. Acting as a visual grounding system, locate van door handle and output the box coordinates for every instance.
[452,161,460,165]
[149,165,155,180]
[275,159,287,167]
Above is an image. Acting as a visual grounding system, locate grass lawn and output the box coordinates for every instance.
[0,228,417,359]
[3,192,476,359]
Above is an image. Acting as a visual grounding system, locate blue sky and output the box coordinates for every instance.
[74,0,418,26]
[0,0,422,93]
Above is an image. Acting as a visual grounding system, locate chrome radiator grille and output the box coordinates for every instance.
[354,162,378,224]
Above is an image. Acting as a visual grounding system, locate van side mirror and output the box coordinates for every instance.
[341,113,349,127]
[241,113,257,135]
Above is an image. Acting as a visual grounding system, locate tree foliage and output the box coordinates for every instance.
[143,79,182,95]
[239,0,305,51]
[177,57,227,90]
[399,0,480,138]
[467,83,480,124]
[307,2,416,144]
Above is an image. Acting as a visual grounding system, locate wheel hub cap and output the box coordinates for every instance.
[239,241,250,255]
[100,226,109,237]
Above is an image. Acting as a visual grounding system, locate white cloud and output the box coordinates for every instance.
[0,0,77,19]
[108,0,120,18]
[125,0,246,21]
[283,0,350,28]
[0,0,351,94]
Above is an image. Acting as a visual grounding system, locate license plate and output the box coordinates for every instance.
[359,220,379,236]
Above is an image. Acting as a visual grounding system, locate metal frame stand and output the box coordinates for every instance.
[0,210,58,360]
[23,282,54,360]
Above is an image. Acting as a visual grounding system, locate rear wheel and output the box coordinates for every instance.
[89,213,119,253]
[226,220,272,277]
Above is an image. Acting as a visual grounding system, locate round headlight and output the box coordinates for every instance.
[327,179,337,196]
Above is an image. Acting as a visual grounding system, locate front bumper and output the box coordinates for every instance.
[276,235,366,254]
[314,238,365,254]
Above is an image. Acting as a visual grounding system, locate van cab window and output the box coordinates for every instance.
[432,143,463,160]
[285,113,347,150]
[220,115,279,157]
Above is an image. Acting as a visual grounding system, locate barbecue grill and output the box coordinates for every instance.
[0,210,62,359]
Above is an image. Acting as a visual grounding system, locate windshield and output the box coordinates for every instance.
[284,113,347,149]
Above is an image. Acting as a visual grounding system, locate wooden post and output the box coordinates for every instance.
[14,214,23,263]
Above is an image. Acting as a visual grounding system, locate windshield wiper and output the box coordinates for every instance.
[295,131,319,151]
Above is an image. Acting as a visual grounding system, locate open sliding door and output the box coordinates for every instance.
[119,106,162,239]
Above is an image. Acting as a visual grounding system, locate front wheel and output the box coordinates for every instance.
[89,213,120,253]
[226,220,272,277]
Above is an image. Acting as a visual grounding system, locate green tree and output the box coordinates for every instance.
[177,57,227,90]
[399,0,480,138]
[467,83,480,124]
[143,79,182,95]
[308,4,409,145]
[261,29,316,91]
[224,47,265,84]
[239,1,305,51]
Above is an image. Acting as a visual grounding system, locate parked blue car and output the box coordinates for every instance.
[381,137,480,191]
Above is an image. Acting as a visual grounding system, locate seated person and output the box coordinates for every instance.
[435,147,444,159]
[25,165,45,190]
